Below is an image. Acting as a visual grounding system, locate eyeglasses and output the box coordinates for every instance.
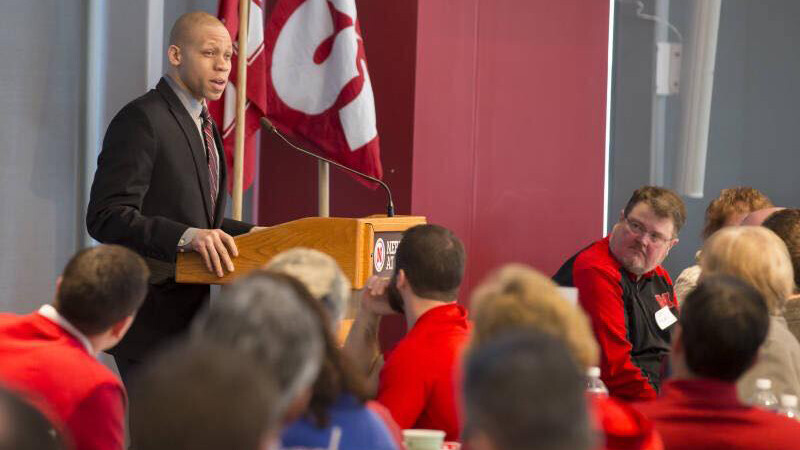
[623,217,673,246]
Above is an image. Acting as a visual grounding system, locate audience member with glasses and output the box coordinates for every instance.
[554,186,686,401]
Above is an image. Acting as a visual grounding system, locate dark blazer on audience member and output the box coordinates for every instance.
[86,78,252,362]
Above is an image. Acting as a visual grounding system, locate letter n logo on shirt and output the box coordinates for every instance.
[655,293,675,308]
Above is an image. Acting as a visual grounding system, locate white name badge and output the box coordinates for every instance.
[655,306,678,330]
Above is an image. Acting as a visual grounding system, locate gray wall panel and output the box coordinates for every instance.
[0,1,83,313]
[610,0,800,280]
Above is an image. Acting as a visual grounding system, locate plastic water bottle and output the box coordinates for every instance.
[750,378,779,411]
[586,366,609,396]
[779,394,800,421]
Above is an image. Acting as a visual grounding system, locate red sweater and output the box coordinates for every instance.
[633,378,800,450]
[377,303,470,441]
[0,312,125,450]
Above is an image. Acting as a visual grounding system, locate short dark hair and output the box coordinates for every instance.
[131,340,279,450]
[463,330,593,450]
[56,245,149,336]
[680,275,769,381]
[763,208,800,290]
[0,386,64,450]
[395,224,465,301]
[623,186,686,235]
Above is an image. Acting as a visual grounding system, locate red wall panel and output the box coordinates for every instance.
[412,0,610,299]
[258,0,610,308]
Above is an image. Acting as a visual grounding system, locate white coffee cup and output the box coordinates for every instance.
[403,429,446,450]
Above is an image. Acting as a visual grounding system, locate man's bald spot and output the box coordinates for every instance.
[740,207,786,226]
[169,11,226,47]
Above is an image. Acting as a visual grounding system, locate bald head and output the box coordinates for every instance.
[740,207,785,226]
[169,11,227,47]
[166,11,232,101]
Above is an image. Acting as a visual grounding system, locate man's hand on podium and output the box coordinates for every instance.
[190,229,238,278]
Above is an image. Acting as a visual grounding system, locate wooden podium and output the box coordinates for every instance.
[176,215,426,288]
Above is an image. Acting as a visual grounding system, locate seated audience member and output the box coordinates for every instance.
[0,385,64,450]
[0,245,148,450]
[265,247,352,337]
[462,330,594,450]
[264,248,402,450]
[345,224,470,440]
[633,275,800,450]
[673,187,772,302]
[764,209,800,340]
[131,341,279,450]
[191,271,324,421]
[554,186,685,400]
[701,226,800,400]
[471,264,663,450]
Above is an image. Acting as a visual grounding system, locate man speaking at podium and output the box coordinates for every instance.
[86,11,255,383]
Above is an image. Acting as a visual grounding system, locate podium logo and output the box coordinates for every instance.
[374,238,386,272]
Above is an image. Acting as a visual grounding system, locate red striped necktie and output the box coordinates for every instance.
[200,106,219,215]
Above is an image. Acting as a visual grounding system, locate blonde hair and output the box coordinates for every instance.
[470,264,599,369]
[701,226,795,314]
[265,248,351,324]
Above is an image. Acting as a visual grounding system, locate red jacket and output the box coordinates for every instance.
[378,303,470,441]
[554,237,678,401]
[0,312,125,450]
[633,378,800,450]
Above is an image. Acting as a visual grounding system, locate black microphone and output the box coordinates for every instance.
[260,117,395,217]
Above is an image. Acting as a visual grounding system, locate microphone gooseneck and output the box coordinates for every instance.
[260,117,395,217]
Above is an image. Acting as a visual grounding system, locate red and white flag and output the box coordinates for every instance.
[208,0,267,192]
[264,0,383,184]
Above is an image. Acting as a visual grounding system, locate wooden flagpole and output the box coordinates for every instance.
[318,161,330,217]
[232,0,249,220]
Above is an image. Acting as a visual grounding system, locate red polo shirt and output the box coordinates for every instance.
[633,378,800,450]
[377,303,470,440]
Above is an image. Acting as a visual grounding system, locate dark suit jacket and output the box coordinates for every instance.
[87,78,253,360]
